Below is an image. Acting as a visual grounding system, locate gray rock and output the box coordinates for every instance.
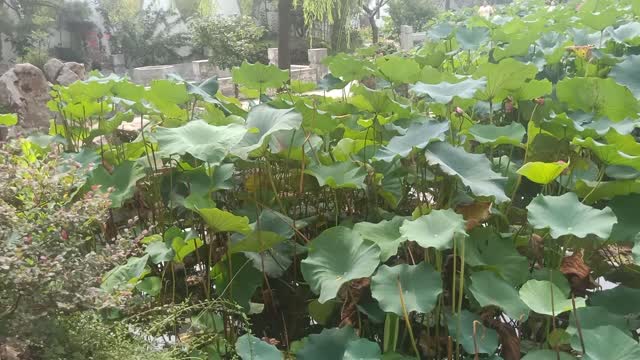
[55,66,81,86]
[43,58,64,83]
[65,62,85,79]
[0,63,51,128]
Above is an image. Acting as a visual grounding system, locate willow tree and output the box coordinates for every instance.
[294,0,363,52]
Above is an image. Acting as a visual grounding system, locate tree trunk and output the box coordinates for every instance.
[369,15,379,44]
[445,0,451,10]
[277,0,292,70]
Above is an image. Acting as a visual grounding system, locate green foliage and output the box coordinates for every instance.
[191,15,267,70]
[386,0,437,36]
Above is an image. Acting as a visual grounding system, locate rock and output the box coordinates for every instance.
[54,62,86,86]
[43,58,64,83]
[0,63,51,128]
[56,66,81,86]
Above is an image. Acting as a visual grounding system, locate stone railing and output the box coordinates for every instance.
[124,48,329,96]
[400,25,427,51]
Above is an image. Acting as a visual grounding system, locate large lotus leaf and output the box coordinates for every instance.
[474,59,538,101]
[573,137,640,171]
[155,120,246,165]
[67,78,115,101]
[146,79,189,105]
[447,310,499,355]
[556,77,639,121]
[87,161,145,208]
[325,53,373,82]
[371,263,442,316]
[0,113,17,126]
[212,253,262,311]
[231,61,289,91]
[589,286,640,316]
[456,26,490,50]
[517,161,569,185]
[245,240,303,278]
[571,326,640,360]
[604,130,640,156]
[318,73,348,91]
[566,306,628,336]
[609,195,640,242]
[410,77,487,104]
[136,276,161,296]
[102,254,149,292]
[469,271,529,321]
[145,241,175,264]
[301,227,380,303]
[610,55,640,98]
[172,235,204,263]
[575,179,640,205]
[513,79,553,101]
[234,105,303,159]
[526,193,617,239]
[230,231,285,255]
[580,8,619,31]
[425,142,509,202]
[374,120,449,162]
[305,161,367,189]
[466,228,529,286]
[400,209,466,250]
[375,56,421,84]
[236,334,282,360]
[519,280,585,316]
[353,217,406,261]
[467,123,526,146]
[296,326,380,360]
[350,85,410,116]
[427,22,454,40]
[522,350,576,360]
[198,208,251,234]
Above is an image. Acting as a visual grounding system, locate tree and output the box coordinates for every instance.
[387,0,436,36]
[362,0,390,44]
[278,0,292,70]
[295,0,363,52]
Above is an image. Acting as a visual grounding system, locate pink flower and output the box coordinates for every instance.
[534,97,545,105]
[455,107,464,116]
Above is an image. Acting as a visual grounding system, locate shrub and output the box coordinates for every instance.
[190,15,268,70]
[386,0,437,36]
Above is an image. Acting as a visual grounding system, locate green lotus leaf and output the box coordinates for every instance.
[526,193,617,239]
[447,310,499,355]
[400,209,466,250]
[411,77,487,104]
[0,113,17,126]
[425,142,509,202]
[171,235,203,263]
[606,165,640,180]
[467,123,526,146]
[296,326,381,360]
[517,161,568,185]
[291,80,316,94]
[318,73,348,91]
[522,350,576,360]
[609,195,640,242]
[102,254,149,292]
[87,161,146,208]
[531,268,572,297]
[350,85,410,116]
[155,120,246,165]
[305,161,367,189]
[230,231,285,254]
[513,79,553,101]
[145,241,175,264]
[469,271,529,321]
[427,22,454,40]
[609,22,640,45]
[135,276,161,296]
[519,280,585,316]
[566,306,628,336]
[231,61,289,91]
[456,26,490,50]
[199,75,219,97]
[375,56,421,84]
[371,262,442,316]
[573,137,640,171]
[466,228,529,286]
[66,78,114,101]
[353,217,406,261]
[198,208,251,234]
[236,333,282,360]
[474,58,538,101]
[234,105,303,159]
[325,54,373,82]
[374,120,449,162]
[146,79,189,106]
[580,9,619,31]
[610,55,640,98]
[301,227,380,303]
[557,78,639,121]
[589,286,640,315]
[571,326,640,360]
[575,179,640,204]
[212,253,262,311]
[112,79,145,101]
